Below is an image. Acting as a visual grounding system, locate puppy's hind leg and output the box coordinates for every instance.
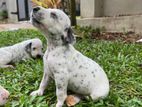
[0,57,14,69]
[90,88,109,101]
[0,65,14,69]
[30,67,50,96]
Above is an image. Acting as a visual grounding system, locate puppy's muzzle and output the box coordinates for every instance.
[32,7,43,24]
[36,54,43,58]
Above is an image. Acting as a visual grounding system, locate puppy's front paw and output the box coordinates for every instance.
[30,90,43,96]
[56,103,62,107]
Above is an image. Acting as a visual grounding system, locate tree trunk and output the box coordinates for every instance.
[69,0,76,26]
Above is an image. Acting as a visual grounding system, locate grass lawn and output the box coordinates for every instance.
[0,29,142,107]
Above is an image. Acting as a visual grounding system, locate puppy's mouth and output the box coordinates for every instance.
[32,16,41,24]
[31,12,44,25]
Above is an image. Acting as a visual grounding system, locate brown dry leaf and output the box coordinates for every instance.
[31,0,62,8]
[66,95,81,107]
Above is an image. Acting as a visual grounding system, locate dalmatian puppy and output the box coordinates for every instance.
[0,85,10,106]
[0,38,43,68]
[30,6,109,107]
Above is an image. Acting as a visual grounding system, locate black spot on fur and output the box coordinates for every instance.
[73,74,78,78]
[63,55,67,59]
[60,78,64,81]
[58,63,61,66]
[57,84,62,89]
[74,86,80,90]
[79,65,83,69]
[81,80,84,84]
[69,70,73,73]
[75,60,77,63]
[76,54,79,57]
[53,70,60,74]
[50,12,58,19]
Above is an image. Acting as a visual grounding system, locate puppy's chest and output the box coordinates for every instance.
[47,48,74,73]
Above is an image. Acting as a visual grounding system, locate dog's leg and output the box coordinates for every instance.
[90,91,108,101]
[55,75,68,107]
[30,69,49,96]
[0,65,14,69]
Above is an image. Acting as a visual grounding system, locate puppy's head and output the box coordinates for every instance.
[31,6,75,45]
[0,86,9,106]
[25,38,43,58]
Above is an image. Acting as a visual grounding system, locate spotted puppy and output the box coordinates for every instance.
[0,85,9,106]
[0,38,43,68]
[30,6,109,107]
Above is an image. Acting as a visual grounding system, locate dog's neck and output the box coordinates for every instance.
[46,34,69,52]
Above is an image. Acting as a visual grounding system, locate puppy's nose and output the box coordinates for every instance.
[36,54,42,58]
[33,7,40,12]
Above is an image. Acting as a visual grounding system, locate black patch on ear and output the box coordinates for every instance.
[50,12,58,19]
[25,42,32,53]
[61,27,75,45]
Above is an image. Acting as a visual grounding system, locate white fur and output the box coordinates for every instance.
[0,38,43,68]
[136,39,142,42]
[30,7,109,107]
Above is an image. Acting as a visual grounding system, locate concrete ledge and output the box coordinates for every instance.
[77,15,142,33]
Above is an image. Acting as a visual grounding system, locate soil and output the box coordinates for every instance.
[0,19,8,24]
[91,31,142,43]
[0,22,34,32]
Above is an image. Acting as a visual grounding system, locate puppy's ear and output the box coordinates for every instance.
[25,42,32,53]
[62,27,75,45]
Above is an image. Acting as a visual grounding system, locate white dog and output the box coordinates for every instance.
[30,7,109,107]
[0,85,9,106]
[0,38,43,68]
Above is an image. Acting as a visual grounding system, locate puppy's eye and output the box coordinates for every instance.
[50,12,58,19]
[33,47,36,50]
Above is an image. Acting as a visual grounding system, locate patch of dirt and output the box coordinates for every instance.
[91,31,142,43]
[0,19,8,24]
[0,22,35,32]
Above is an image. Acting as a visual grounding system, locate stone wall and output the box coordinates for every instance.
[78,0,142,33]
[0,0,7,20]
[103,0,142,17]
[81,0,142,18]
[6,0,18,22]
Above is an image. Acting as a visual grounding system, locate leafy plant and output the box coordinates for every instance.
[74,26,106,39]
[0,10,8,19]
